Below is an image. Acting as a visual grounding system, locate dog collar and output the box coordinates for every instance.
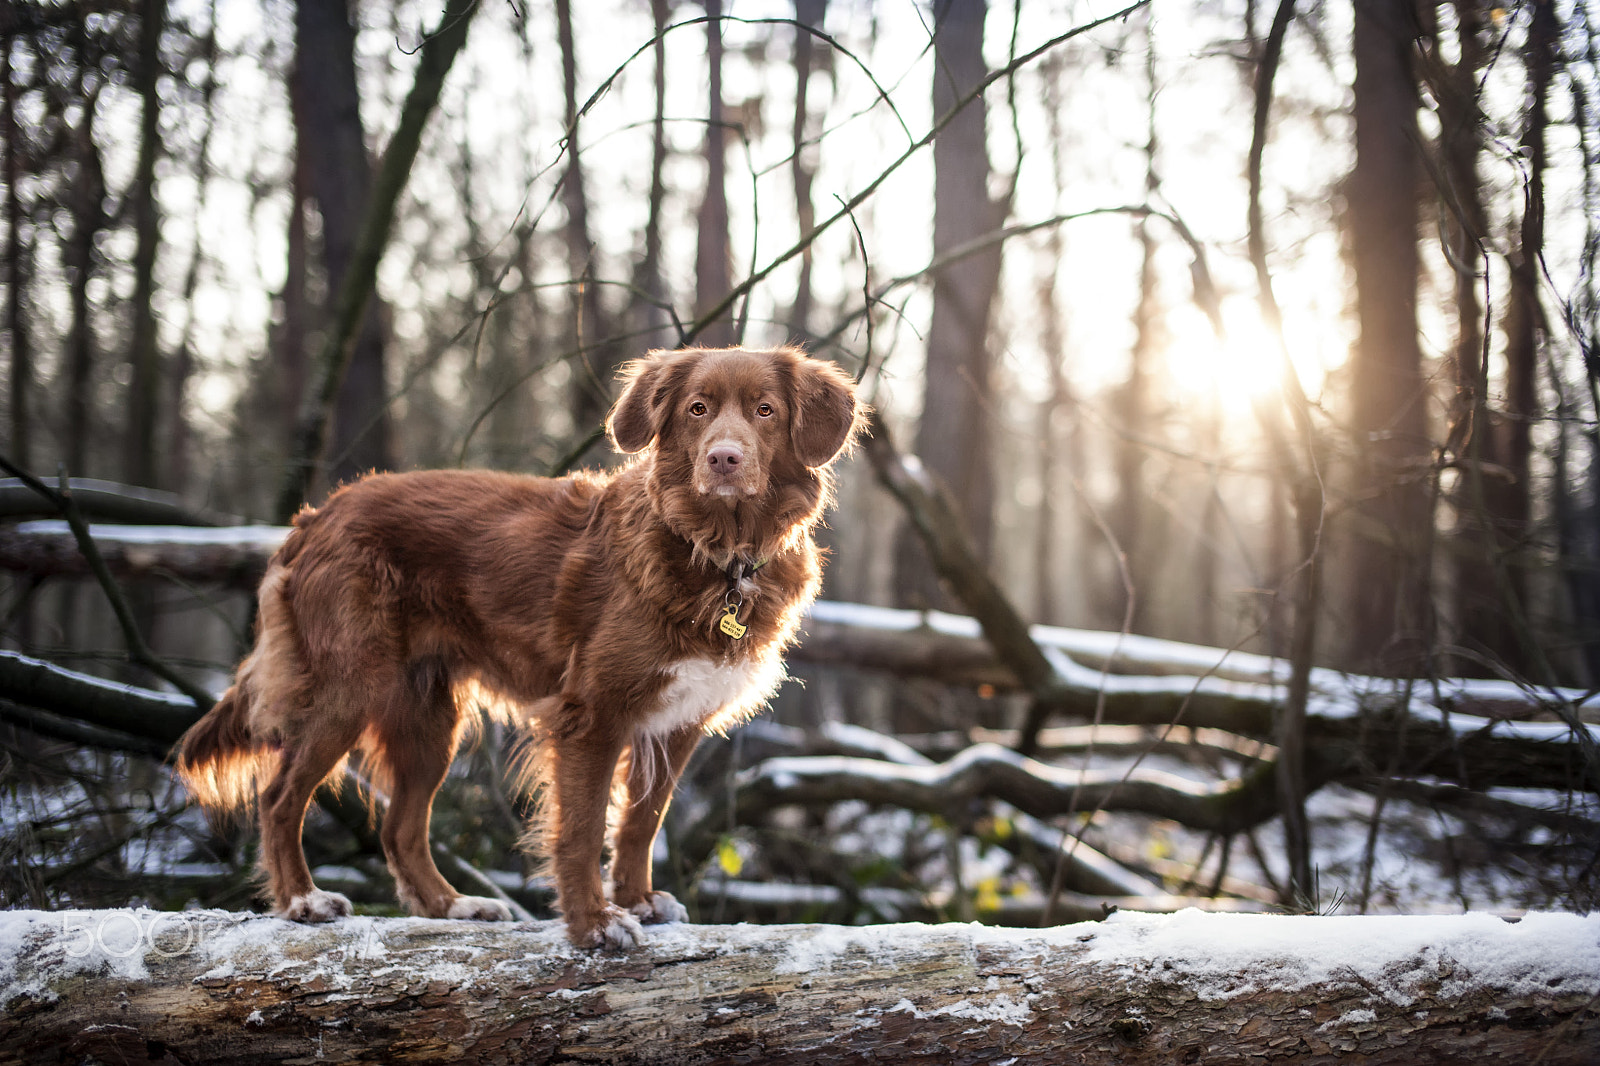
[725,555,768,589]
[718,556,768,639]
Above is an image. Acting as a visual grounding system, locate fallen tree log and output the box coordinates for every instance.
[0,479,248,526]
[5,520,1594,732]
[0,909,1594,1064]
[0,521,286,587]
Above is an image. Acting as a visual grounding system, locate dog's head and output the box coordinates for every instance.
[608,346,863,552]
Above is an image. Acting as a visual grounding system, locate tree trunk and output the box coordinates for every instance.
[278,82,312,463]
[630,0,673,352]
[1,910,1594,1065]
[64,43,106,480]
[3,38,31,469]
[1429,2,1500,674]
[695,0,734,349]
[1110,10,1163,635]
[557,0,617,434]
[124,0,166,491]
[1344,0,1430,674]
[274,0,477,522]
[898,0,1003,611]
[1478,0,1556,678]
[294,0,393,491]
[787,0,826,341]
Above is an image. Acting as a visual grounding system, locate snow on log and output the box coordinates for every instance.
[0,520,287,587]
[1,908,1595,1065]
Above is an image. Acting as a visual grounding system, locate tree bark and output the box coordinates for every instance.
[1,909,1594,1065]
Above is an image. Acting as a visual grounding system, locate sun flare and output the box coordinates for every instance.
[1164,301,1297,417]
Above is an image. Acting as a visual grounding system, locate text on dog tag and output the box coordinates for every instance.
[719,606,748,639]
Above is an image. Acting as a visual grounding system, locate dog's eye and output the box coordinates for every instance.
[756,403,773,418]
[689,401,708,417]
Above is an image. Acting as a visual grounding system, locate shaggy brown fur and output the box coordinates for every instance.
[175,346,862,947]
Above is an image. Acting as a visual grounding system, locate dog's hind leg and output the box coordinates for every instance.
[609,725,701,925]
[259,718,364,922]
[374,659,512,921]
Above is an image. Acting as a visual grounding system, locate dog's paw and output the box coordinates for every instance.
[279,889,353,923]
[569,904,646,950]
[627,890,688,925]
[446,895,515,922]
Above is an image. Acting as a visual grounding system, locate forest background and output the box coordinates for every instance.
[0,0,1596,927]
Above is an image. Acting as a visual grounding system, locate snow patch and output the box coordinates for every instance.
[890,993,1037,1025]
[16,520,289,548]
[1319,1008,1377,1030]
[1082,909,1600,1005]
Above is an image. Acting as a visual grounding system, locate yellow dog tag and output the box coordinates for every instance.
[719,605,748,639]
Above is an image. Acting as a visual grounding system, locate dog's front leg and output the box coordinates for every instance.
[548,726,643,949]
[610,726,701,924]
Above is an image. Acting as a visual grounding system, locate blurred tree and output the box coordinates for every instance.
[63,21,107,479]
[1344,0,1430,673]
[557,0,618,436]
[630,0,673,352]
[3,35,31,469]
[695,0,734,348]
[897,0,1006,610]
[1109,9,1163,635]
[1480,0,1558,677]
[124,0,165,491]
[787,0,827,342]
[1424,1,1496,672]
[293,0,393,490]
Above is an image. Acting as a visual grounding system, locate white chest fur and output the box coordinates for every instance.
[644,656,786,737]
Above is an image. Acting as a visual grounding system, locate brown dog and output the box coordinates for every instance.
[176,346,861,947]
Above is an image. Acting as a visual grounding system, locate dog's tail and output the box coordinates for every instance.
[174,680,273,818]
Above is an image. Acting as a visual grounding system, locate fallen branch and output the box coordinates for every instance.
[0,520,285,587]
[0,477,247,526]
[685,745,1310,853]
[1,909,1594,1064]
[0,649,202,744]
[0,460,213,707]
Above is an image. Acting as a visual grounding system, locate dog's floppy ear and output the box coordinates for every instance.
[789,353,862,468]
[609,350,687,454]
